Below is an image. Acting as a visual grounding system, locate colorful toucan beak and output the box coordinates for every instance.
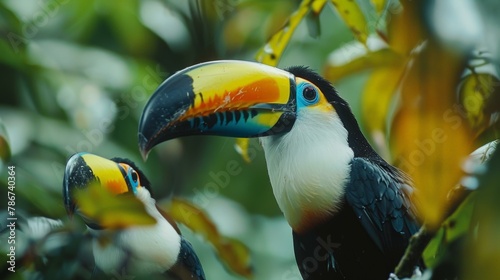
[63,152,135,223]
[138,60,298,158]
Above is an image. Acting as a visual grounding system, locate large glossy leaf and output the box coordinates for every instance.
[74,183,156,229]
[330,0,368,45]
[391,42,472,229]
[164,198,253,278]
[360,61,406,149]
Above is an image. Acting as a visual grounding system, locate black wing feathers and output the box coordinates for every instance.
[345,158,419,257]
[166,237,206,280]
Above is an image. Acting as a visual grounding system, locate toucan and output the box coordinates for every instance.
[137,60,421,279]
[63,152,206,280]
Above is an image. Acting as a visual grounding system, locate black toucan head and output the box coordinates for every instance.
[63,152,152,228]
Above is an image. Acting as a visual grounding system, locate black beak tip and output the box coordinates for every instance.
[62,153,93,218]
[138,133,150,161]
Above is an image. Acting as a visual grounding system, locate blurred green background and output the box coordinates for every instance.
[1,0,500,279]
[0,0,360,279]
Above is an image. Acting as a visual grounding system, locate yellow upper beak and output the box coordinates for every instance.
[138,60,298,158]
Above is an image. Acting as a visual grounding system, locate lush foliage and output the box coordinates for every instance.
[1,0,500,279]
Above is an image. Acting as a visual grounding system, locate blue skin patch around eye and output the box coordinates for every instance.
[297,82,320,109]
[126,168,139,194]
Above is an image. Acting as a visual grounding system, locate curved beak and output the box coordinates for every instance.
[63,153,131,222]
[138,60,298,159]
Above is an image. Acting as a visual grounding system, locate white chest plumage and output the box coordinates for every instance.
[90,188,181,275]
[260,109,354,232]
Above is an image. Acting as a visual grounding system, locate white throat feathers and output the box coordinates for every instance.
[260,107,354,232]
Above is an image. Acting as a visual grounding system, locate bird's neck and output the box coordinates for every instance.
[90,188,181,275]
[260,111,354,233]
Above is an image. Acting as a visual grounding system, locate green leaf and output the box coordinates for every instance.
[305,7,322,38]
[105,0,155,55]
[0,119,11,164]
[164,198,253,278]
[464,148,500,279]
[423,193,476,268]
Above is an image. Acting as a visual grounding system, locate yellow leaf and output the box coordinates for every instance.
[324,47,403,82]
[256,0,314,66]
[330,0,369,45]
[459,73,499,135]
[311,0,328,14]
[235,138,251,163]
[165,198,253,278]
[371,0,386,14]
[75,183,156,229]
[390,42,472,230]
[387,0,425,55]
[361,62,406,151]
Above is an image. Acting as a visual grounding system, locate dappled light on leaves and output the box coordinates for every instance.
[391,43,473,230]
[74,183,156,229]
[163,198,253,278]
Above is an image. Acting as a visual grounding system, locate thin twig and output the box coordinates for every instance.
[394,226,434,278]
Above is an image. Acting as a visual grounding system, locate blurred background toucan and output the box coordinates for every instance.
[63,152,205,280]
[137,60,421,279]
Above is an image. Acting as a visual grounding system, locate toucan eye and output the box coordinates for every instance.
[297,82,320,107]
[303,86,317,101]
[126,167,141,193]
[130,170,139,184]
